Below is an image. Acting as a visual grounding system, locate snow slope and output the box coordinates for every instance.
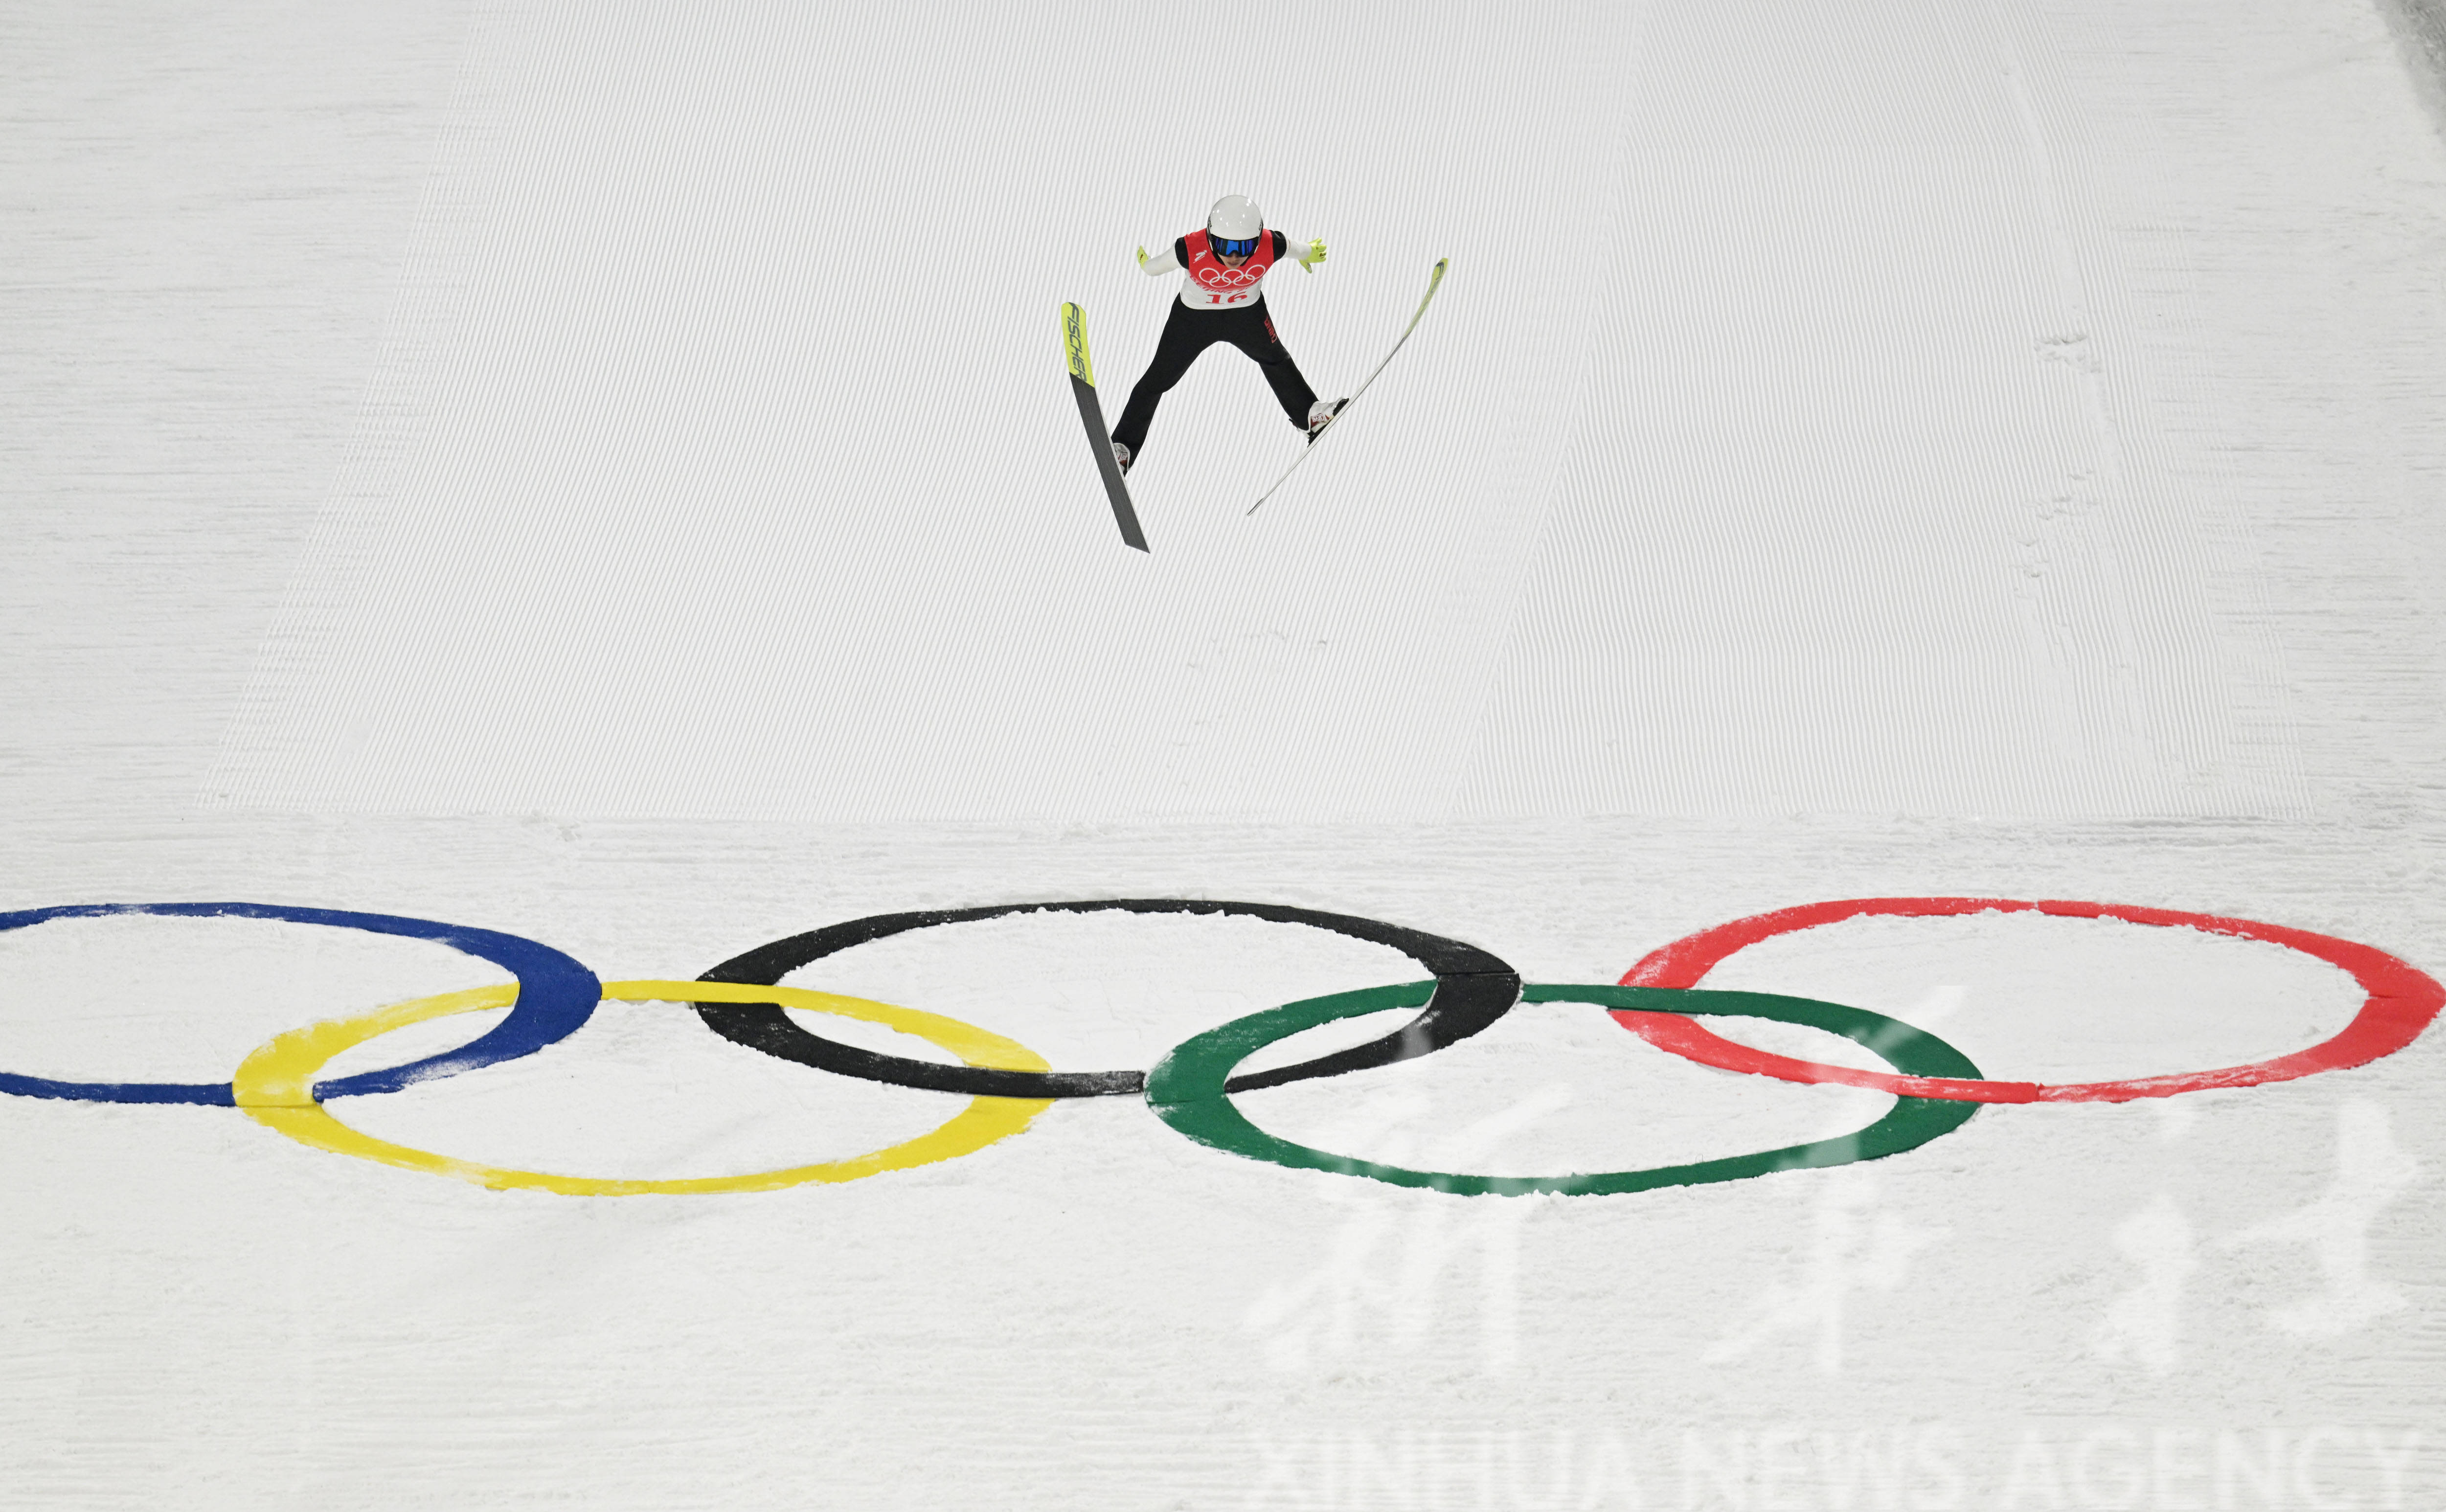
[158,0,2443,824]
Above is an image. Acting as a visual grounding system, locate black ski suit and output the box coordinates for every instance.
[1111,233,1317,461]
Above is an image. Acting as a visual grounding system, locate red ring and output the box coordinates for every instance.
[1612,898,2444,1104]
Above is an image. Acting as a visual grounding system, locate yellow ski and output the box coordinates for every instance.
[1061,302,1148,552]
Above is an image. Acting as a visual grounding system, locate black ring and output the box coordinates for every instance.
[692,899,1520,1098]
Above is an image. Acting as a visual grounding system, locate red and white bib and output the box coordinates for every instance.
[1179,228,1281,307]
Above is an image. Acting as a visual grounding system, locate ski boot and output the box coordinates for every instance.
[1307,398,1349,444]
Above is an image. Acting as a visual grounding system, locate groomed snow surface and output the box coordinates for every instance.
[6,2,2444,1509]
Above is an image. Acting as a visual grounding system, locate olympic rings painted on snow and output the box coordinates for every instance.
[691,899,1520,1099]
[0,895,2435,1196]
[0,902,598,1106]
[235,980,1053,1195]
[1616,897,2446,1104]
[1145,982,1985,1195]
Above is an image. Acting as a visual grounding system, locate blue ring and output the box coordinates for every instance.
[0,903,600,1105]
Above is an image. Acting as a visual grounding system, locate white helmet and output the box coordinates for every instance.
[1207,194,1264,243]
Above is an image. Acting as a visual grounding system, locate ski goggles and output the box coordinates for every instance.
[1210,233,1261,257]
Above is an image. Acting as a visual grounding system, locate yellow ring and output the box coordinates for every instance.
[233,979,1053,1196]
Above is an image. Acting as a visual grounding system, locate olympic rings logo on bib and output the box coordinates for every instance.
[0,897,2434,1198]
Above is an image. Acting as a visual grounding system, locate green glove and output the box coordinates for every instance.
[1299,237,1327,273]
[1136,245,1149,269]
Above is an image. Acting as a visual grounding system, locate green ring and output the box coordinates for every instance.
[1144,982,1985,1196]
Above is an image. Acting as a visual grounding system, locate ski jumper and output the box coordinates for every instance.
[1111,229,1319,463]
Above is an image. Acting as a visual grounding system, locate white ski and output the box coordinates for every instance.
[1248,257,1449,516]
